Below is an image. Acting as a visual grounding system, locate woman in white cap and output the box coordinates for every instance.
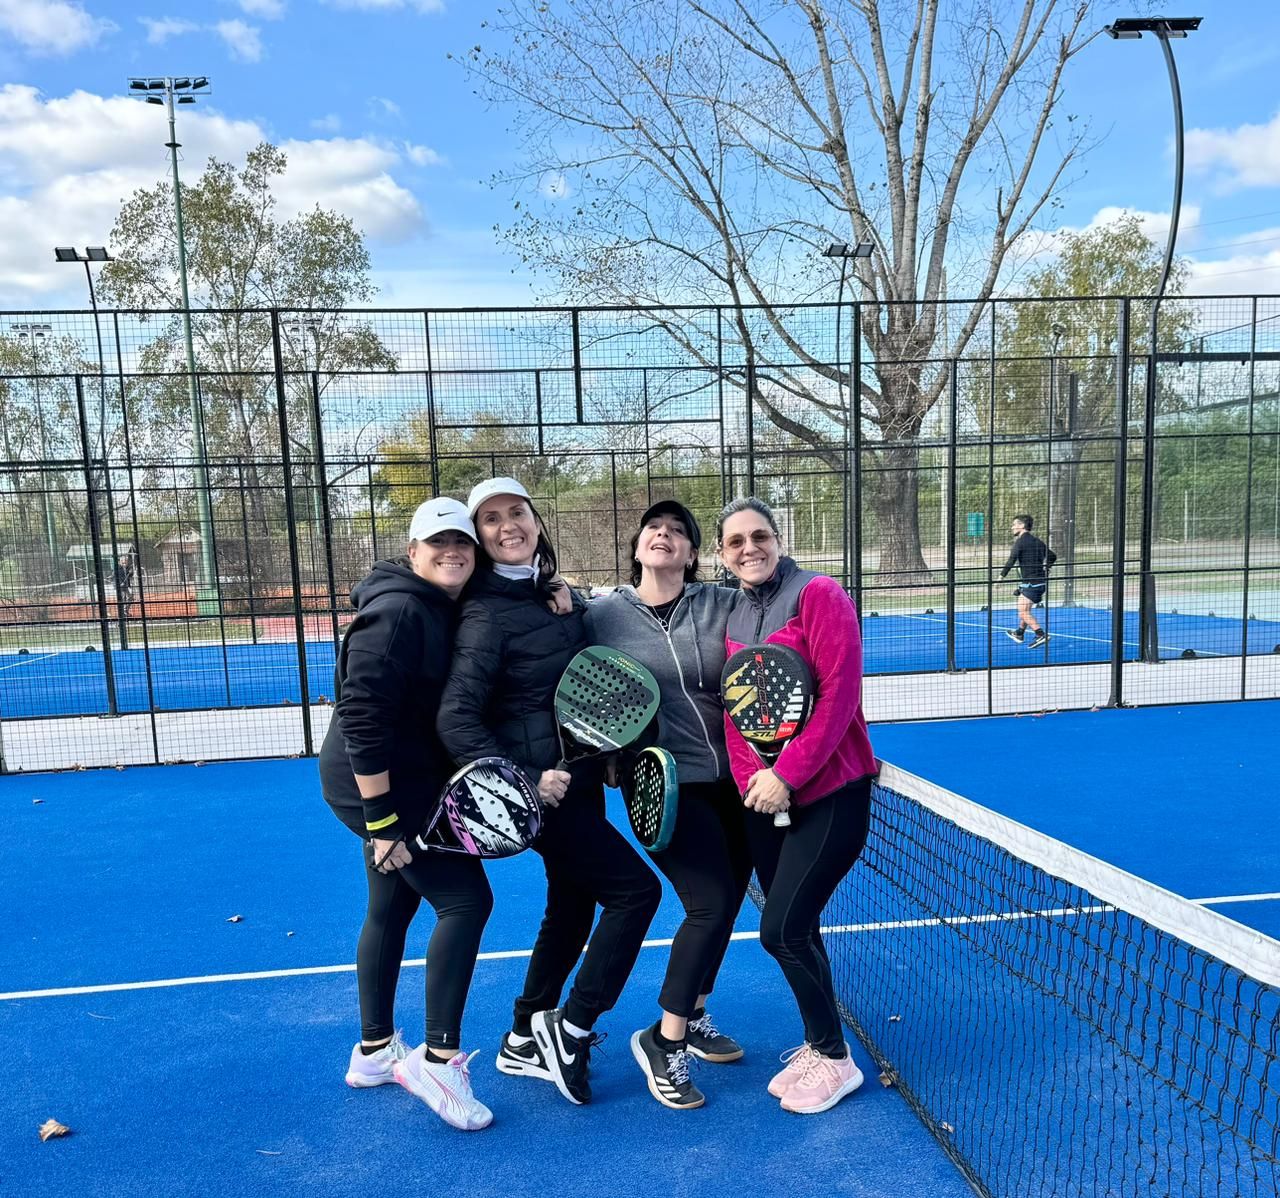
[585,499,749,1110]
[438,477,662,1107]
[319,496,495,1131]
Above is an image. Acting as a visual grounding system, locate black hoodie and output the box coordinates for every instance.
[319,557,459,839]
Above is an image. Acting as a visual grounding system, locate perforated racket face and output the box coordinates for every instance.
[721,644,815,751]
[623,747,678,852]
[555,646,660,758]
[432,757,542,858]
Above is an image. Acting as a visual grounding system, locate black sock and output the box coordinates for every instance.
[691,1007,706,1021]
[653,1025,685,1052]
[360,1040,391,1056]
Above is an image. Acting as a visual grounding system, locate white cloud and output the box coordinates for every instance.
[312,113,342,134]
[321,0,444,12]
[238,0,284,16]
[1187,235,1280,297]
[141,16,199,43]
[369,96,401,119]
[215,18,263,62]
[0,85,425,304]
[0,0,116,55]
[1187,112,1280,192]
[404,142,444,167]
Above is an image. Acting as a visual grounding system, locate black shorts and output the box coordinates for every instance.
[1017,583,1047,605]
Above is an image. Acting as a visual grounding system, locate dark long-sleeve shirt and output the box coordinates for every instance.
[1000,532,1057,583]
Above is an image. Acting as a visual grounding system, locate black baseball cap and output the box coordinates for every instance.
[638,500,702,549]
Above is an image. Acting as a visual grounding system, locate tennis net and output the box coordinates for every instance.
[756,763,1279,1198]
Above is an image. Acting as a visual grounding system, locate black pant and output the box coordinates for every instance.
[746,779,872,1057]
[513,764,662,1034]
[650,780,753,1019]
[357,839,493,1052]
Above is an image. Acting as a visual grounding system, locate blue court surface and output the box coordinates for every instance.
[3,604,1279,718]
[2,701,1276,1198]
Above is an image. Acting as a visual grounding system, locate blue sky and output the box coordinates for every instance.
[3,0,1280,310]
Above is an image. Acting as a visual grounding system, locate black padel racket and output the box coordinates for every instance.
[622,746,678,853]
[553,646,660,767]
[416,757,542,858]
[721,643,816,827]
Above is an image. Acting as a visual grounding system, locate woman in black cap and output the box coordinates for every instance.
[585,500,749,1110]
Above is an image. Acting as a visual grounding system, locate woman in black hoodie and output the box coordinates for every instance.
[319,497,494,1132]
[438,477,661,1108]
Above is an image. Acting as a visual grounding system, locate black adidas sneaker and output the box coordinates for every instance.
[630,1024,705,1110]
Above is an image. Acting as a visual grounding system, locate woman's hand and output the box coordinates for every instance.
[744,768,791,816]
[538,768,572,807]
[371,836,412,873]
[545,578,573,616]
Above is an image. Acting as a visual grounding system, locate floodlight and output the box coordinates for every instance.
[1105,17,1201,39]
[173,77,191,89]
[822,242,874,259]
[146,96,163,105]
[54,246,79,262]
[193,77,208,89]
[178,96,195,104]
[86,247,111,261]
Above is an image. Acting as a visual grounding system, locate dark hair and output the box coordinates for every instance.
[473,494,560,591]
[1013,514,1034,531]
[628,524,700,587]
[715,496,780,544]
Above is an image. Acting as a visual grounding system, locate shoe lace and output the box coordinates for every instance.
[794,1051,840,1089]
[579,1030,607,1060]
[688,1011,721,1039]
[664,1047,692,1087]
[386,1030,409,1061]
[778,1043,812,1069]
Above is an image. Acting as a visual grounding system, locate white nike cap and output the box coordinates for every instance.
[466,476,532,517]
[407,497,477,543]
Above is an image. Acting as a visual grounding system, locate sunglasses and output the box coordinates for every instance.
[721,529,776,551]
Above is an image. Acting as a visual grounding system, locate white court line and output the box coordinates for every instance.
[2,890,1275,1003]
[0,652,60,673]
[895,612,1233,658]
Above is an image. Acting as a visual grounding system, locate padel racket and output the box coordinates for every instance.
[416,757,542,858]
[721,643,816,828]
[622,746,678,853]
[553,646,660,766]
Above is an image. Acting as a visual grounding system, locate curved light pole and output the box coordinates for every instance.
[1104,16,1202,664]
[128,75,218,614]
[822,242,873,593]
[12,323,58,569]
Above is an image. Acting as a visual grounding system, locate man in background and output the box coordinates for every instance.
[1000,515,1055,649]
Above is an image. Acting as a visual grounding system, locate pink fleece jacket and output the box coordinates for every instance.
[724,560,876,807]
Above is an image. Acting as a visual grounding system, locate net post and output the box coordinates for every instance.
[945,359,958,672]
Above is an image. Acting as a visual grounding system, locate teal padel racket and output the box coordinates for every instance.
[622,746,678,853]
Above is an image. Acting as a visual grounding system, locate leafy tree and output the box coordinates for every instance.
[465,0,1102,577]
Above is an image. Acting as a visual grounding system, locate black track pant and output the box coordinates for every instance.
[513,765,662,1034]
[650,780,753,1019]
[746,779,872,1057]
[357,839,493,1052]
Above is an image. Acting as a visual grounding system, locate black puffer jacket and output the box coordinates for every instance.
[319,558,459,838]
[437,569,585,779]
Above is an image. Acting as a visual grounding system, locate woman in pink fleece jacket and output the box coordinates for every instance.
[718,497,875,1116]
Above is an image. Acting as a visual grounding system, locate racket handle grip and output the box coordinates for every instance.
[773,810,791,828]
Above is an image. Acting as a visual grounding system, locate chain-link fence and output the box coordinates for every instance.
[0,297,1276,770]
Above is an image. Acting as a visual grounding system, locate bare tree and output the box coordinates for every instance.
[465,0,1104,575]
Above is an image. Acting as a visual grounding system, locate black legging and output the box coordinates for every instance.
[357,839,494,1052]
[650,780,753,1019]
[746,779,872,1057]
[513,763,662,1034]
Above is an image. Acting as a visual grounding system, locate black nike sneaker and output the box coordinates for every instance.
[631,1024,705,1110]
[530,1008,603,1105]
[495,1031,553,1081]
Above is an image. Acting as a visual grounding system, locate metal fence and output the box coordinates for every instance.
[0,297,1277,770]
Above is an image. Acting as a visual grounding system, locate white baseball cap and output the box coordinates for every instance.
[466,476,532,517]
[408,497,477,543]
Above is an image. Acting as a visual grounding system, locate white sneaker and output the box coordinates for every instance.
[345,1030,409,1088]
[394,1044,493,1131]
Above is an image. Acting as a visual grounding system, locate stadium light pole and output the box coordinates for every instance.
[1104,17,1202,664]
[128,75,218,613]
[823,242,874,595]
[12,323,59,568]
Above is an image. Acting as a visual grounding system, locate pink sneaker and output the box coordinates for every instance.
[767,1044,817,1098]
[394,1045,494,1131]
[779,1046,863,1114]
[345,1031,409,1087]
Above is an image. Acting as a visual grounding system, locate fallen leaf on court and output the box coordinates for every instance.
[255,1149,282,1156]
[38,1120,70,1142]
[286,931,294,937]
[226,915,244,923]
[878,1072,895,1088]
[32,799,43,805]
[941,1122,955,1134]
[86,1012,114,1020]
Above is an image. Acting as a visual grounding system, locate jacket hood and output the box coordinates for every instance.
[350,557,455,611]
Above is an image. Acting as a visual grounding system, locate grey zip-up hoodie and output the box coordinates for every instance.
[585,581,741,783]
